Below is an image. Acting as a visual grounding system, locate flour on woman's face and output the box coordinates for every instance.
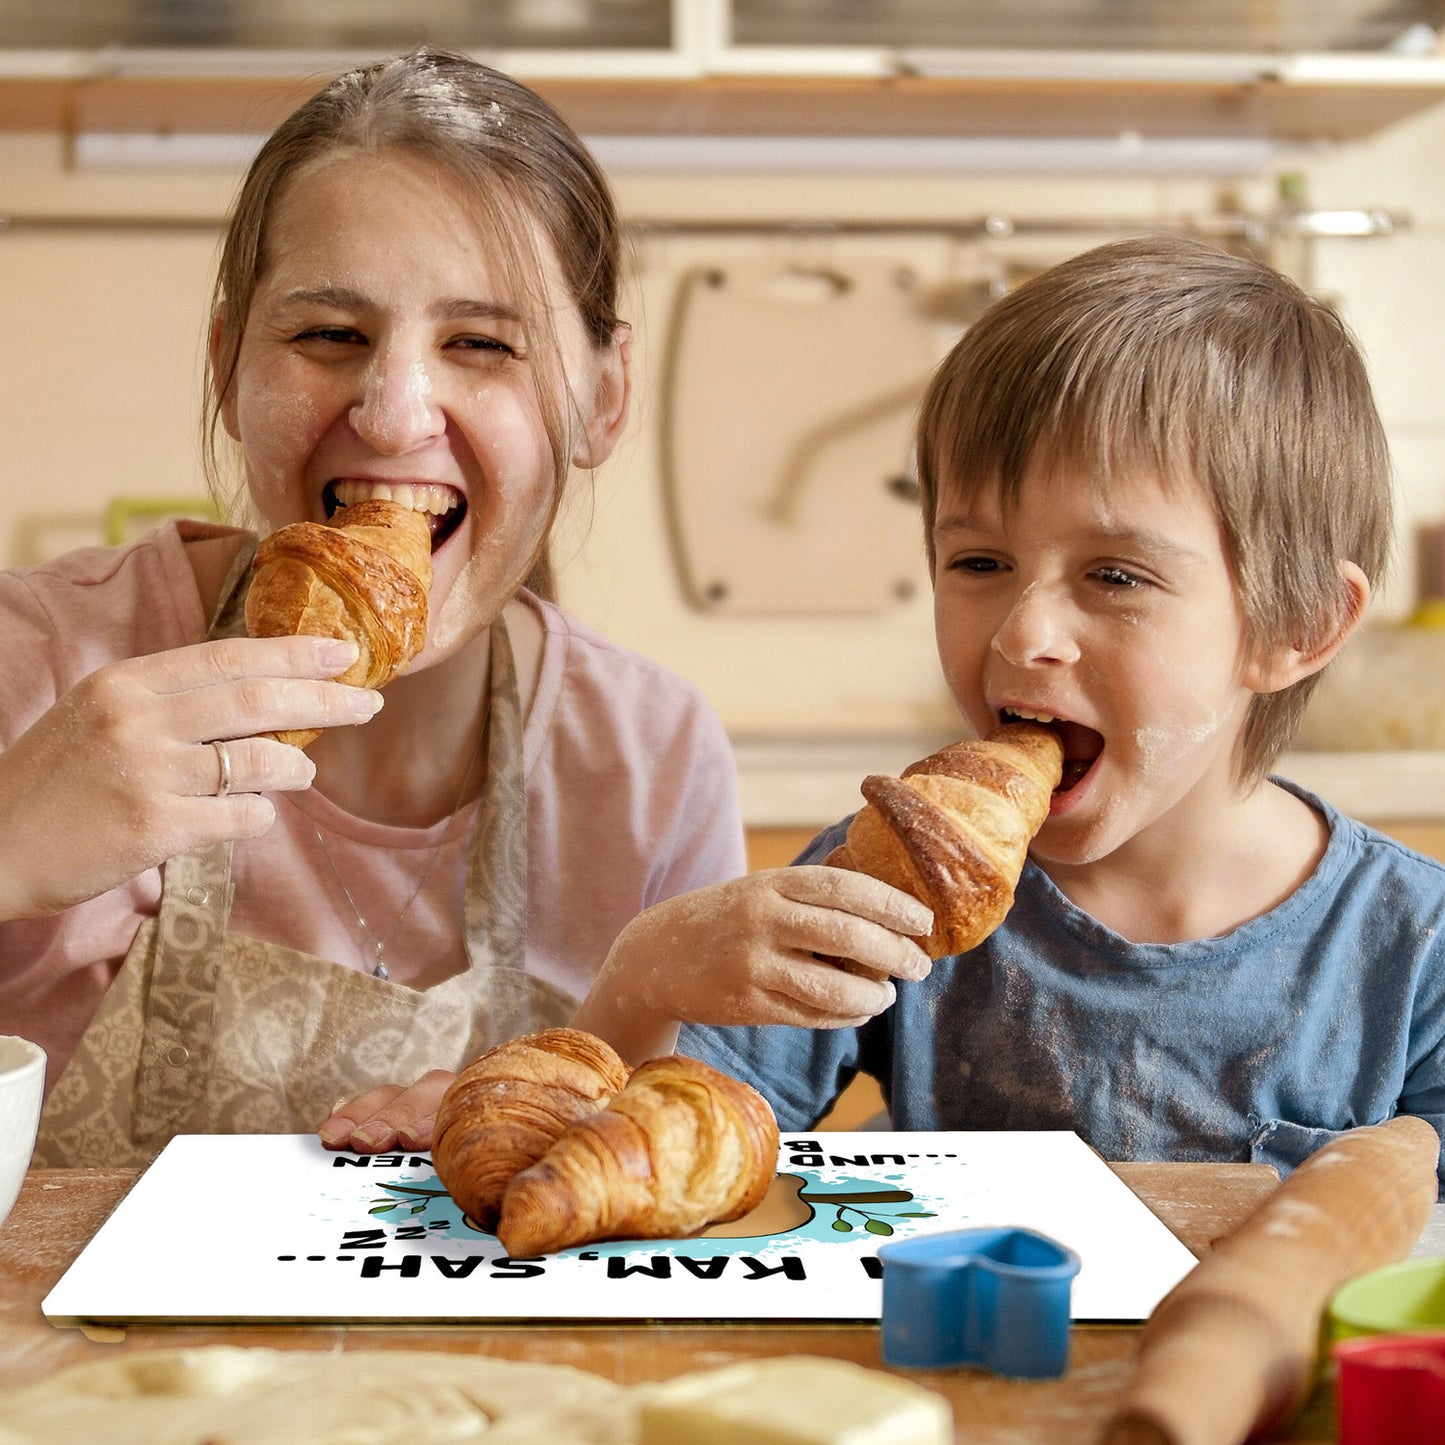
[223,147,601,670]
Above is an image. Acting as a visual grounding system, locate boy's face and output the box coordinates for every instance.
[932,458,1266,867]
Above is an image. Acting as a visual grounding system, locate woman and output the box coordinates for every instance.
[4,49,743,1166]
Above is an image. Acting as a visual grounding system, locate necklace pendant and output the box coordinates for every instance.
[373,946,389,982]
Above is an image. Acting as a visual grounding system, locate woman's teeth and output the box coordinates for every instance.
[1004,708,1060,724]
[331,479,459,516]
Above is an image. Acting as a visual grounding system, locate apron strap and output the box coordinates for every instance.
[463,615,527,970]
[131,842,235,1141]
[130,538,255,1141]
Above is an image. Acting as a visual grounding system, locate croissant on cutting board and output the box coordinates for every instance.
[244,498,433,748]
[826,721,1062,958]
[431,1028,631,1232]
[496,1051,780,1257]
[430,1028,780,1254]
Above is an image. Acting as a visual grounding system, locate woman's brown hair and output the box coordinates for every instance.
[203,48,626,599]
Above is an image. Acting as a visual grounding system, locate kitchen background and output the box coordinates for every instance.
[4,0,1445,867]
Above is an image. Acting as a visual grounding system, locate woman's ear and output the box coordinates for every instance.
[1244,560,1372,694]
[209,310,241,442]
[571,323,632,469]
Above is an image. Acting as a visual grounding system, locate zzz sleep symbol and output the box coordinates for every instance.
[701,1172,935,1240]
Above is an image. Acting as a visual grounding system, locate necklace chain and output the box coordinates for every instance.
[303,718,488,981]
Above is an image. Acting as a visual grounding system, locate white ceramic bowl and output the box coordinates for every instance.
[0,1036,46,1231]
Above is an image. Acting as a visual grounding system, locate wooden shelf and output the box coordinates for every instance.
[2,69,1444,143]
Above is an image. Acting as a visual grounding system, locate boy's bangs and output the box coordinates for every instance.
[931,349,1200,516]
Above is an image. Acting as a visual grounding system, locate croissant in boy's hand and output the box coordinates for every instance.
[827,721,1062,958]
[431,1028,780,1255]
[244,498,433,748]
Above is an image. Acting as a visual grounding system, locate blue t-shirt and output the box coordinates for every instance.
[683,781,1445,1191]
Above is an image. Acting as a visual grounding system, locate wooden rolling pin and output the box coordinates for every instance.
[1101,1115,1440,1445]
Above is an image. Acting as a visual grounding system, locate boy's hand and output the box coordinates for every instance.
[575,867,934,1063]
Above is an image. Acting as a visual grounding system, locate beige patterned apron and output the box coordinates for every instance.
[35,545,569,1168]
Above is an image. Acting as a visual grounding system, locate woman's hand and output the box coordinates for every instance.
[318,1070,456,1153]
[573,866,935,1064]
[0,634,382,922]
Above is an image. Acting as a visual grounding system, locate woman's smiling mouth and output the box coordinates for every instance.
[326,479,467,551]
[1000,707,1104,792]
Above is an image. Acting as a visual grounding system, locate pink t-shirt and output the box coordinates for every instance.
[0,523,746,1091]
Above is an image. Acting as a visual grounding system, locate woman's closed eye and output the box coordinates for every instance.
[293,325,366,347]
[450,333,523,359]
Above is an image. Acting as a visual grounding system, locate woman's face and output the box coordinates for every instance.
[219,147,627,663]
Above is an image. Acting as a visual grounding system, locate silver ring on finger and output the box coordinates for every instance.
[211,739,233,798]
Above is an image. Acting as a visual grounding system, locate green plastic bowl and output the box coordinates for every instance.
[1328,1258,1445,1343]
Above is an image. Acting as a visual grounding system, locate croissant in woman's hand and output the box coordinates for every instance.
[827,721,1062,958]
[496,1052,779,1257]
[432,1028,630,1232]
[244,498,434,747]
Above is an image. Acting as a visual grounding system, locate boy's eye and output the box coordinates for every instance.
[950,554,1003,575]
[1093,565,1146,588]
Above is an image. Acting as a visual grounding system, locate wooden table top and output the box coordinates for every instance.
[0,1159,1343,1443]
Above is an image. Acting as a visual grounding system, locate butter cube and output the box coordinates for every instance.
[636,1355,952,1445]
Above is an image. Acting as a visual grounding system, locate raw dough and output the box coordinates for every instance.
[636,1355,952,1445]
[0,1347,632,1444]
[0,1346,953,1445]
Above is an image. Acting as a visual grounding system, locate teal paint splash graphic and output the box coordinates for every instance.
[360,1168,941,1259]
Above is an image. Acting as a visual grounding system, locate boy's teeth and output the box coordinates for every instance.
[333,480,458,515]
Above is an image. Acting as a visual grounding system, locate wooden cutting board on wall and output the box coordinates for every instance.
[661,257,942,615]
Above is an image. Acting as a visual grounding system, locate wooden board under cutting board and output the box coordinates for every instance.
[661,258,942,615]
[41,1132,1195,1327]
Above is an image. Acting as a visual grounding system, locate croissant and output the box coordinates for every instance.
[495,1053,780,1257]
[432,1028,630,1232]
[826,721,1062,958]
[244,498,433,747]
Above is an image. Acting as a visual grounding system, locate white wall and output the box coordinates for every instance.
[0,107,1436,743]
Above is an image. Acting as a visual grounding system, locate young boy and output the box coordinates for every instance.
[347,234,1445,1190]
[577,232,1445,1190]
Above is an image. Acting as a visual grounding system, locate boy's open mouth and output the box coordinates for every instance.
[1000,708,1104,793]
[325,479,467,552]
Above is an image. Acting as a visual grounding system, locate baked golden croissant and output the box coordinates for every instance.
[495,1052,779,1257]
[432,1028,630,1232]
[244,498,433,747]
[826,721,1062,958]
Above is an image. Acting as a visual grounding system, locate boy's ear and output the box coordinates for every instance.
[1244,560,1371,694]
[571,323,632,469]
[209,310,241,442]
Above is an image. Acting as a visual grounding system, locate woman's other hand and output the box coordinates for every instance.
[0,634,381,921]
[318,1069,456,1152]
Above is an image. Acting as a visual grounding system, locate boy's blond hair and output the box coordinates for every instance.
[916,232,1393,784]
